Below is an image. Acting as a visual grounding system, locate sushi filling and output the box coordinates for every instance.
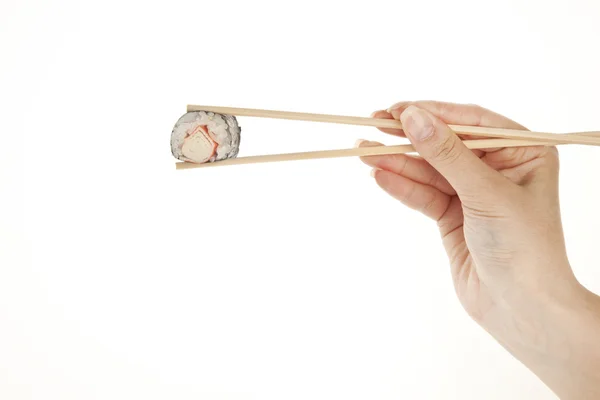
[181,125,218,163]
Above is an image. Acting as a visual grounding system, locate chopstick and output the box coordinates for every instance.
[186,105,600,147]
[175,134,598,170]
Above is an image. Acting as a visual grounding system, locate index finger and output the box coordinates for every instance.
[370,110,405,137]
[384,100,530,154]
[388,100,528,131]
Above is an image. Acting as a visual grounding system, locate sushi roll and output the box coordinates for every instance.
[171,111,241,163]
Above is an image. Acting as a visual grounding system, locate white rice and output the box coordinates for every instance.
[171,111,241,162]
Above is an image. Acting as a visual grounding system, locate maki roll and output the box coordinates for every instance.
[171,111,241,163]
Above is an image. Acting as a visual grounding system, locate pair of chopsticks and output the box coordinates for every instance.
[175,105,600,170]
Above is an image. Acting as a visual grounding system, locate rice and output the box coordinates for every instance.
[171,111,241,163]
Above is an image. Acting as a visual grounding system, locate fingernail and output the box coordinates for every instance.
[370,168,378,178]
[355,139,366,148]
[400,106,434,142]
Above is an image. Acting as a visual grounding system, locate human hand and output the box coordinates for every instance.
[357,101,600,399]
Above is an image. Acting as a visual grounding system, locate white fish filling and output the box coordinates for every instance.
[180,126,216,163]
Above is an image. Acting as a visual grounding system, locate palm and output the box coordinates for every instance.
[437,146,555,319]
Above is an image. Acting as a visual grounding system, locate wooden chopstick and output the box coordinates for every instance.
[174,135,595,170]
[186,105,600,147]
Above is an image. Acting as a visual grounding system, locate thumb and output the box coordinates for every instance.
[394,105,507,198]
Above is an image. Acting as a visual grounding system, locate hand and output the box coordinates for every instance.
[357,101,600,399]
[358,101,575,324]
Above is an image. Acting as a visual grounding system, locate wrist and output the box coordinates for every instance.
[485,273,600,399]
[490,272,593,355]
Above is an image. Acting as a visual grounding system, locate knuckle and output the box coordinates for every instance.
[463,104,485,125]
[420,192,439,215]
[431,136,461,165]
[428,169,441,188]
[466,103,484,111]
[400,183,417,204]
[437,215,456,233]
[395,155,410,176]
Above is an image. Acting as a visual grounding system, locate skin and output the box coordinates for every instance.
[356,101,600,400]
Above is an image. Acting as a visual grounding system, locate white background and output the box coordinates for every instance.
[1,0,599,399]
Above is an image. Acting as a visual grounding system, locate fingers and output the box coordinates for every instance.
[520,147,560,192]
[356,139,455,195]
[483,145,549,171]
[372,100,526,156]
[371,169,452,221]
[387,100,528,131]
[392,106,509,199]
[378,100,527,156]
[370,110,405,136]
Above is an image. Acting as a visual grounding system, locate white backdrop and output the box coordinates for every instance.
[1,0,599,399]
